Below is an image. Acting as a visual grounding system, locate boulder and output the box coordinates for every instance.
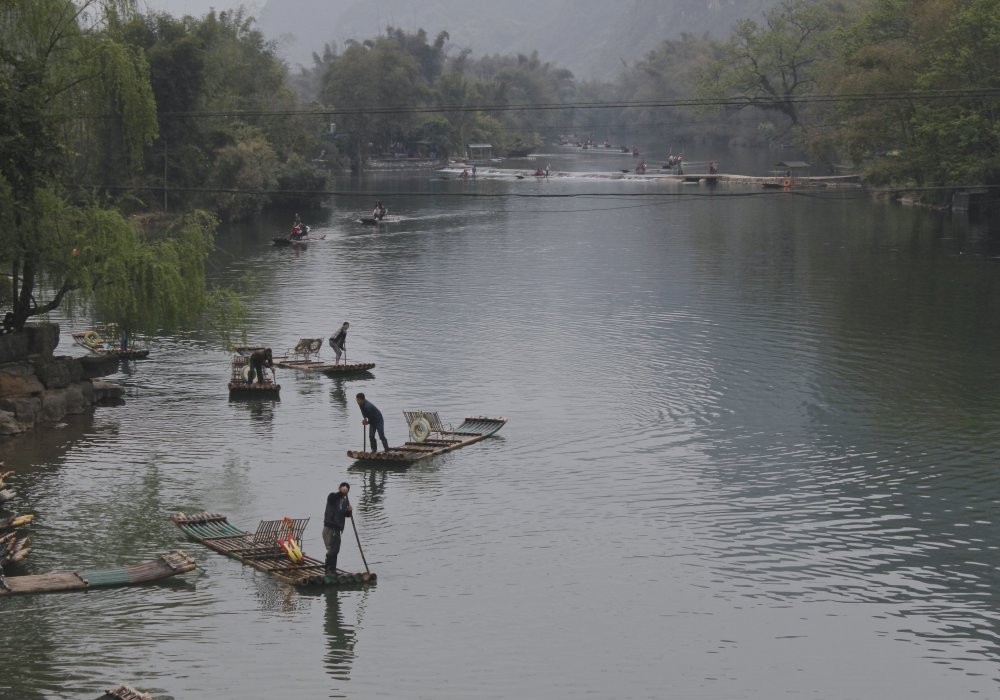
[40,388,68,423]
[0,395,42,426]
[31,355,82,389]
[0,333,30,364]
[0,409,25,436]
[0,362,46,396]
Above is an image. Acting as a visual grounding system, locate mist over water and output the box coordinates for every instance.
[3,159,1000,698]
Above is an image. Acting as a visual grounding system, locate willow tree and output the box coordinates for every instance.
[0,0,214,333]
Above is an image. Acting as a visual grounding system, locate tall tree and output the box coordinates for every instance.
[0,0,214,332]
[700,0,852,134]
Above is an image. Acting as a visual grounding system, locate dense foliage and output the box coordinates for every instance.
[0,0,216,332]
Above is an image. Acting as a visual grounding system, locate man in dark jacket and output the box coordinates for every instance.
[323,482,353,576]
[329,322,349,365]
[356,392,390,453]
[247,348,274,384]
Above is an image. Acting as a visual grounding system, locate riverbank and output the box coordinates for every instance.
[0,324,124,436]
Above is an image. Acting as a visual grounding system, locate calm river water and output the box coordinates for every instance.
[3,152,1000,699]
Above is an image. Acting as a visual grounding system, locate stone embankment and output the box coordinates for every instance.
[0,324,124,436]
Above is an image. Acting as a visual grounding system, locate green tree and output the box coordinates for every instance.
[0,0,214,332]
[700,0,852,132]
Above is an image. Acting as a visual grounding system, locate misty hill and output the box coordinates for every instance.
[259,0,779,79]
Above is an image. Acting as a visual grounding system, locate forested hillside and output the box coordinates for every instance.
[259,0,779,77]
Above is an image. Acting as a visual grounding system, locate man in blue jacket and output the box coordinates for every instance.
[356,392,390,453]
[323,481,353,576]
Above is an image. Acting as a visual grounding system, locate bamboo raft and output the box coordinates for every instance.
[97,686,151,700]
[171,512,376,586]
[71,331,149,359]
[273,338,375,376]
[272,358,375,376]
[348,412,507,464]
[228,353,280,398]
[0,550,196,596]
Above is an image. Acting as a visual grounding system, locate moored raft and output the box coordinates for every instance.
[171,512,375,587]
[348,412,507,464]
[0,550,196,596]
[71,330,149,359]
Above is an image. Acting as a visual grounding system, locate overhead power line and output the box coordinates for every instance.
[153,88,1000,119]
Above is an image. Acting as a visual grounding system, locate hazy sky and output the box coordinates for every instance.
[138,0,259,18]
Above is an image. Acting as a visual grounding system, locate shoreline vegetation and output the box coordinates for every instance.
[0,0,997,359]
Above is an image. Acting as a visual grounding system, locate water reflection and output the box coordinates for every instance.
[228,396,279,428]
[323,590,360,683]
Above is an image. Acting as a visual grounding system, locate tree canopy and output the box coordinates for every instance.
[0,0,214,332]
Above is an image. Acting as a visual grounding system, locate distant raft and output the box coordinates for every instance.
[0,550,196,596]
[171,512,375,587]
[96,686,152,700]
[228,353,280,398]
[348,412,507,464]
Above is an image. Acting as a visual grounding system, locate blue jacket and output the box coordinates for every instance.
[359,399,384,427]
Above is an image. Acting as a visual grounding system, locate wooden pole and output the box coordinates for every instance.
[350,515,370,575]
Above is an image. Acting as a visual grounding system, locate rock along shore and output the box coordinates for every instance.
[0,324,124,436]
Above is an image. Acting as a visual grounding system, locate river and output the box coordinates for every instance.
[2,152,1000,699]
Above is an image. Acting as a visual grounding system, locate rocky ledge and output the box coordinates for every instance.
[0,324,124,436]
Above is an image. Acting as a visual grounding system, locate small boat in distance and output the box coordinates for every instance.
[358,215,403,225]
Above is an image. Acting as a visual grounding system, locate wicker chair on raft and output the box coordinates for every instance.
[287,338,323,361]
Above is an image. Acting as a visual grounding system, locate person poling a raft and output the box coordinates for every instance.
[356,392,390,453]
[323,482,353,576]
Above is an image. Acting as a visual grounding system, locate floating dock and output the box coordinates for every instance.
[171,512,375,586]
[348,413,507,464]
[0,550,196,596]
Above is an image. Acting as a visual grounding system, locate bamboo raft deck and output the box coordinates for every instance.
[97,686,151,700]
[348,414,507,464]
[228,380,281,397]
[171,512,376,587]
[272,357,376,376]
[0,550,196,596]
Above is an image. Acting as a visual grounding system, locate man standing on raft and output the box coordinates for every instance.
[323,482,353,576]
[329,322,349,365]
[356,392,390,453]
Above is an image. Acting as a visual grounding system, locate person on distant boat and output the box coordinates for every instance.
[323,481,353,577]
[291,212,304,239]
[709,160,719,174]
[372,201,387,221]
[472,164,478,178]
[461,168,469,180]
[247,347,274,384]
[329,322,349,365]
[356,392,390,453]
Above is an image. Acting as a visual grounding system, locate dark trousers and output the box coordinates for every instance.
[323,526,342,574]
[369,422,389,451]
[247,361,266,384]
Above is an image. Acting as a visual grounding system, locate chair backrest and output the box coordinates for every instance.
[252,517,309,549]
[403,410,445,432]
[292,338,323,358]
